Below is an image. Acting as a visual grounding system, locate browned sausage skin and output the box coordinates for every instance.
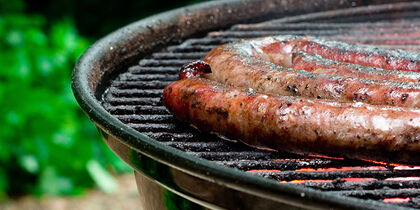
[163,77,420,165]
[292,52,420,83]
[235,35,420,71]
[203,37,420,108]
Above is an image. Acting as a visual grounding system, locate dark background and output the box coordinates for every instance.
[25,0,206,38]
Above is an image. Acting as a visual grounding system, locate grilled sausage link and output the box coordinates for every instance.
[163,77,420,165]
[292,52,420,83]
[246,35,420,71]
[203,37,420,108]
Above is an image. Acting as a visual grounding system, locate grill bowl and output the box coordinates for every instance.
[72,0,418,209]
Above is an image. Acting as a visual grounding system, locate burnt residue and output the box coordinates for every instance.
[191,101,201,108]
[179,60,212,80]
[213,107,229,118]
[401,93,408,101]
[182,91,191,101]
[292,84,299,94]
[285,84,299,94]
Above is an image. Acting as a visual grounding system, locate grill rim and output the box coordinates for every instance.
[71,0,416,209]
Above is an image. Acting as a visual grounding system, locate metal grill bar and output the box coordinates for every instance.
[261,2,420,24]
[299,180,420,191]
[173,35,420,47]
[128,123,190,132]
[109,88,163,97]
[233,21,420,31]
[118,73,178,81]
[181,38,239,46]
[217,159,376,171]
[251,170,420,181]
[338,189,420,199]
[128,66,179,74]
[152,52,208,59]
[103,105,168,115]
[104,95,161,106]
[116,115,174,123]
[314,11,420,23]
[187,151,283,161]
[142,132,197,142]
[139,59,194,66]
[101,3,420,207]
[111,80,171,89]
[208,28,420,38]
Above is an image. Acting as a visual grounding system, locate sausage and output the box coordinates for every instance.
[203,42,420,108]
[244,35,420,71]
[163,36,420,165]
[292,52,420,83]
[163,77,420,165]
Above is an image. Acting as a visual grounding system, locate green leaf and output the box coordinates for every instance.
[36,55,54,76]
[39,167,74,195]
[18,155,39,174]
[5,30,24,46]
[86,160,116,194]
[39,167,60,195]
[52,130,74,148]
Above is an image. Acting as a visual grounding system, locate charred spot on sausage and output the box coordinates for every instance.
[292,84,298,94]
[401,94,408,101]
[213,107,229,118]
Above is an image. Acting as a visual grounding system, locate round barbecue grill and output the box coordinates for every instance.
[72,0,420,209]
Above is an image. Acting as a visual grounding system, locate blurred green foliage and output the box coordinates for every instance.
[0,0,133,198]
[1,0,206,198]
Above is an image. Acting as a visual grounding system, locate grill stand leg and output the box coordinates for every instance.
[134,171,207,210]
[134,171,166,210]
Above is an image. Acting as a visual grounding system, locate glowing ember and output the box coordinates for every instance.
[295,168,316,172]
[341,178,376,182]
[247,169,281,173]
[254,146,278,152]
[271,158,316,161]
[280,179,332,183]
[359,159,402,167]
[280,178,377,183]
[280,180,305,183]
[307,154,344,160]
[295,166,387,172]
[385,177,420,181]
[383,197,410,203]
[394,166,420,170]
[371,162,420,170]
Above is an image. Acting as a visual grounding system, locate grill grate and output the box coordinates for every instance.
[102,2,420,208]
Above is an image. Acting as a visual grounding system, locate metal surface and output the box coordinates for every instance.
[72,0,420,209]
